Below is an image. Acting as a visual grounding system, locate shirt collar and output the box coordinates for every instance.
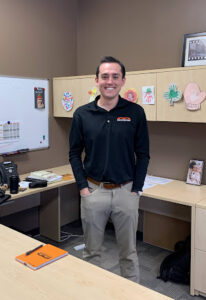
[91,95,128,111]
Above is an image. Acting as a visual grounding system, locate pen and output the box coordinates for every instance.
[1,149,29,157]
[2,151,18,157]
[25,245,43,256]
[18,148,29,153]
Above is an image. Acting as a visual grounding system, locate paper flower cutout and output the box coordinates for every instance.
[88,87,97,102]
[184,82,206,111]
[164,83,182,106]
[62,91,73,111]
[123,89,137,103]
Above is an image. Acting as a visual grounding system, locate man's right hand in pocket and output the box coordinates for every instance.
[80,187,91,196]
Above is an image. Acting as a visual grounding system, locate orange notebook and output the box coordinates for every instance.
[16,244,68,270]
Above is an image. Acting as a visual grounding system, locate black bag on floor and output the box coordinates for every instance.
[157,236,191,285]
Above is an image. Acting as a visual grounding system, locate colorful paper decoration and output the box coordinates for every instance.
[88,87,97,102]
[184,82,206,111]
[164,83,182,105]
[142,86,155,105]
[62,91,74,111]
[123,89,138,103]
[34,87,45,109]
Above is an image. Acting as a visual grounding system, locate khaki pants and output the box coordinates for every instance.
[81,181,140,282]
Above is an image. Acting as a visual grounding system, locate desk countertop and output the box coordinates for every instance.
[196,198,206,209]
[142,180,206,207]
[8,167,206,207]
[0,225,172,300]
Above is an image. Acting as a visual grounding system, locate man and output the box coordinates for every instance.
[69,56,150,282]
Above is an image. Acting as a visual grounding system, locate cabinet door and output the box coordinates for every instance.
[53,76,97,118]
[53,77,82,118]
[194,249,206,295]
[80,76,99,106]
[121,73,156,121]
[157,69,206,122]
[195,207,206,251]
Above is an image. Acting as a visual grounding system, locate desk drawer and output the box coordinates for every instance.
[0,194,40,217]
[195,207,206,251]
[194,249,206,294]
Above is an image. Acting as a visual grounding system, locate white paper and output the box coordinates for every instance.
[142,86,155,105]
[142,182,157,190]
[145,175,173,185]
[19,181,30,188]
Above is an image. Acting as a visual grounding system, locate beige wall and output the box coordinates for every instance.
[0,0,77,174]
[77,0,206,184]
[148,122,206,182]
[77,0,206,74]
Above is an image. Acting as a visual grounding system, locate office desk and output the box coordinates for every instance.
[142,180,206,296]
[6,165,76,242]
[0,225,172,300]
[5,167,206,296]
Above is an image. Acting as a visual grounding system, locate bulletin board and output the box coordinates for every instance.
[0,76,49,155]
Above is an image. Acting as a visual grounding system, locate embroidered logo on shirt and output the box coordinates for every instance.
[117,117,131,122]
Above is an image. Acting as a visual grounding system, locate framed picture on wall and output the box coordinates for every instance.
[186,159,204,186]
[182,32,206,67]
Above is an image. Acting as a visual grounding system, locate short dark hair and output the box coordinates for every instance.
[189,161,196,169]
[96,56,126,78]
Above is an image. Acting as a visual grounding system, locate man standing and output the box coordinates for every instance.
[69,56,150,282]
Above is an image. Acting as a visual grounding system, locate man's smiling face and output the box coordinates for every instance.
[95,63,126,101]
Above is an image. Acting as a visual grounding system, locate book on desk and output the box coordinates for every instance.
[27,170,63,183]
[15,244,68,270]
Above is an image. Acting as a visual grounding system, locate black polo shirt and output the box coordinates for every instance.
[69,96,150,192]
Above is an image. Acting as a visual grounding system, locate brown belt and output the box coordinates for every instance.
[87,177,124,189]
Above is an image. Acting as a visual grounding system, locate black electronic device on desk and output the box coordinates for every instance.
[29,181,47,188]
[0,161,19,187]
[25,177,48,188]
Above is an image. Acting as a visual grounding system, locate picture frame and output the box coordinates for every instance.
[182,32,206,67]
[186,159,204,186]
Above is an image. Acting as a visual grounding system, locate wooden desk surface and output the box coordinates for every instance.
[196,198,206,209]
[8,165,206,208]
[0,225,172,300]
[142,180,206,207]
[7,164,75,200]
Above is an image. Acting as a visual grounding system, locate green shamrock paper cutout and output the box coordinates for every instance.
[164,83,182,105]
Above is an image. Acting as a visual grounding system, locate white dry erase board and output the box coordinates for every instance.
[0,76,49,155]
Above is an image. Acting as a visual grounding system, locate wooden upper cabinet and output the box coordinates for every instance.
[120,72,156,121]
[53,66,206,122]
[53,72,156,120]
[53,75,97,118]
[157,67,206,123]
